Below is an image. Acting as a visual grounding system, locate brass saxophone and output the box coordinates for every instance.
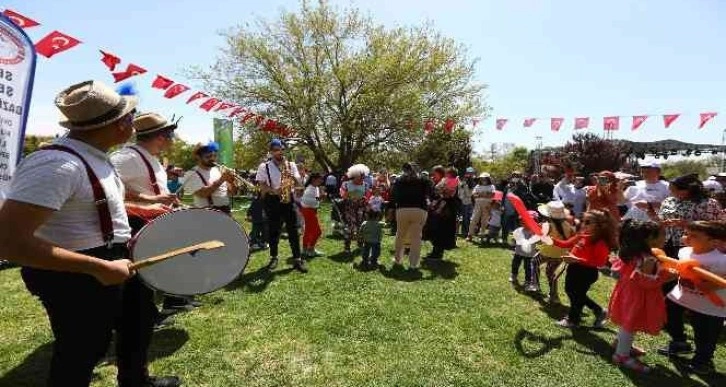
[279,157,295,204]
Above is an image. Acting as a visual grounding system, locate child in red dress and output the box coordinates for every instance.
[545,210,616,329]
[608,219,673,373]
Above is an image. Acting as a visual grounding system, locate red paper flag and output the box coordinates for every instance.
[632,115,648,131]
[215,102,236,112]
[35,31,81,58]
[424,119,435,133]
[163,84,190,99]
[699,112,717,129]
[551,118,564,132]
[186,91,208,104]
[444,119,456,133]
[255,115,266,127]
[99,50,121,71]
[3,9,40,29]
[523,118,536,128]
[663,114,680,128]
[112,64,146,83]
[228,107,246,117]
[151,75,174,90]
[574,117,589,130]
[472,119,480,128]
[603,116,620,131]
[199,98,220,112]
[263,119,278,132]
[240,113,256,123]
[496,119,508,131]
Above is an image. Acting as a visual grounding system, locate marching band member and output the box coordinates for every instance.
[183,142,238,214]
[256,139,307,273]
[111,112,196,314]
[0,81,180,386]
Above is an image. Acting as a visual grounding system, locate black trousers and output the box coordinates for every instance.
[21,245,157,387]
[511,254,533,282]
[663,241,687,342]
[564,263,602,324]
[264,195,301,259]
[691,310,725,364]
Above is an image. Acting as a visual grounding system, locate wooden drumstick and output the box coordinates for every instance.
[652,248,726,288]
[129,240,226,271]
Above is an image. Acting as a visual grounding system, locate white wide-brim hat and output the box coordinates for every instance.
[538,200,568,220]
[56,80,138,131]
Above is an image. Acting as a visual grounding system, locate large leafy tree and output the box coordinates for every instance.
[202,0,485,172]
[411,129,473,172]
[562,133,629,176]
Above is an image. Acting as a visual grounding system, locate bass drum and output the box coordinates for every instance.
[128,208,249,296]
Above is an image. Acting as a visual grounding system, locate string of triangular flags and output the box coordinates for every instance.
[3,8,301,137]
[477,113,718,132]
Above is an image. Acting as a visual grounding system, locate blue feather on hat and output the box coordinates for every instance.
[116,82,138,96]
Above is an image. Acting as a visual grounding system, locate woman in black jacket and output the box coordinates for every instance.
[391,162,432,269]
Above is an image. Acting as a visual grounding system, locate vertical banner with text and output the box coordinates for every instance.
[0,14,36,202]
[213,118,234,167]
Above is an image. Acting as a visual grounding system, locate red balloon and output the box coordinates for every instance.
[506,193,543,235]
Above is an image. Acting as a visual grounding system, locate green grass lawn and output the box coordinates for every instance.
[1,202,725,386]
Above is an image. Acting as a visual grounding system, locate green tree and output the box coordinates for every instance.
[563,133,629,176]
[660,159,710,180]
[201,0,486,173]
[410,129,472,172]
[473,147,529,180]
[22,135,54,156]
[161,139,196,170]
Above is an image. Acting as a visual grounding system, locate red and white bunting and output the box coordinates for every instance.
[574,117,589,130]
[632,115,648,131]
[151,75,174,90]
[199,98,220,111]
[3,9,40,29]
[100,50,120,71]
[35,30,81,58]
[443,118,456,133]
[163,84,190,99]
[186,92,208,104]
[523,118,536,128]
[699,112,717,129]
[603,116,619,131]
[551,118,564,132]
[495,118,507,131]
[663,114,680,128]
[112,64,146,83]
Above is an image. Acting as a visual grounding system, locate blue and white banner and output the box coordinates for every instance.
[0,14,35,201]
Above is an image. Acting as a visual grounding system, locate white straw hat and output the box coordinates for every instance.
[56,80,138,131]
[538,200,567,220]
[133,112,178,135]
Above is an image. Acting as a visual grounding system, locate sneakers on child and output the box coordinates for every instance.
[525,284,540,293]
[593,309,608,328]
[612,354,651,374]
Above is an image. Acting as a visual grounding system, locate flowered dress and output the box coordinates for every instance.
[340,180,369,247]
[608,254,669,335]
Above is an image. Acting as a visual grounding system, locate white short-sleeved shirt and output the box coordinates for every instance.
[553,180,576,204]
[300,186,320,208]
[668,247,726,317]
[256,159,301,189]
[7,138,132,251]
[624,180,670,207]
[183,166,230,207]
[473,184,495,202]
[110,144,169,196]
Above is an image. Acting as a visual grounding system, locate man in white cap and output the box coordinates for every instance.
[0,81,180,386]
[624,161,669,216]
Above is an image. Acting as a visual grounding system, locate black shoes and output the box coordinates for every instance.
[267,257,279,270]
[144,375,182,387]
[657,341,693,356]
[293,259,308,273]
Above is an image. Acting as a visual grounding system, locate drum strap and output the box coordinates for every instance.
[42,145,115,247]
[194,169,213,206]
[128,146,161,195]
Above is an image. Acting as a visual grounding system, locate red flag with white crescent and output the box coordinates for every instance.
[550,118,564,131]
[603,116,620,131]
[35,30,81,58]
[151,75,174,89]
[112,64,146,83]
[443,119,456,133]
[574,117,589,130]
[228,107,246,117]
[240,113,256,123]
[214,102,236,112]
[632,115,648,131]
[3,9,40,29]
[663,114,680,128]
[199,98,220,112]
[495,119,507,131]
[99,50,120,71]
[255,115,266,127]
[263,119,278,133]
[186,91,208,104]
[163,84,190,99]
[699,112,717,129]
[523,118,536,128]
[424,119,435,133]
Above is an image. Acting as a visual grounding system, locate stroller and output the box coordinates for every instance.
[330,198,347,237]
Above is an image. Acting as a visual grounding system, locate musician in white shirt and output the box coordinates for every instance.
[256,139,306,272]
[0,81,180,386]
[182,142,237,214]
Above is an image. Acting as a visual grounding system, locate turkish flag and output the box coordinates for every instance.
[603,116,620,131]
[3,9,40,29]
[574,117,589,130]
[186,91,208,104]
[551,118,564,131]
[151,75,174,89]
[496,118,508,131]
[99,50,121,71]
[241,113,256,123]
[632,115,648,131]
[444,119,456,133]
[424,119,435,133]
[523,118,536,128]
[255,115,266,127]
[199,98,220,111]
[215,102,236,112]
[164,84,190,99]
[228,107,246,117]
[663,114,680,128]
[112,64,146,83]
[263,119,278,133]
[35,31,81,58]
[699,112,717,129]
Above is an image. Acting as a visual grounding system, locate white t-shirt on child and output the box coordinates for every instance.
[473,184,495,202]
[368,195,384,212]
[668,247,726,317]
[300,186,320,208]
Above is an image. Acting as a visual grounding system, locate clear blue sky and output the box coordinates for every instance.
[6,0,726,155]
